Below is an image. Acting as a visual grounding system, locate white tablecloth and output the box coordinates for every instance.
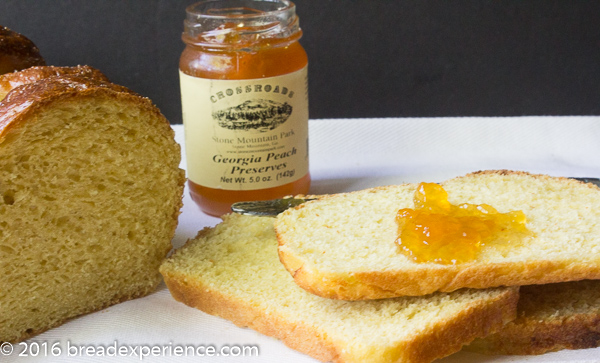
[10,117,600,363]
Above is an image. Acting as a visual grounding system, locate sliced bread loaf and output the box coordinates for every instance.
[275,170,600,300]
[160,213,518,363]
[0,75,185,342]
[466,280,600,355]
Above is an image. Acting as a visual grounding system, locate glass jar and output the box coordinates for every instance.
[180,0,310,216]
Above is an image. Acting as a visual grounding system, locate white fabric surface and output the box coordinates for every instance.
[10,117,600,363]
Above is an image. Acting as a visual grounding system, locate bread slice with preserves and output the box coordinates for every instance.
[0,75,185,343]
[275,170,600,300]
[160,213,518,363]
[0,26,45,75]
[466,280,600,355]
[0,65,108,101]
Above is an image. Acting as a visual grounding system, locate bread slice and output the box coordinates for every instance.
[466,280,600,355]
[0,75,185,342]
[0,26,45,75]
[275,170,600,300]
[160,213,518,363]
[0,65,109,101]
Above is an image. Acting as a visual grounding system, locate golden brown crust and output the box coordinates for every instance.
[406,287,519,363]
[467,313,600,355]
[0,26,45,75]
[467,280,600,355]
[463,169,600,191]
[0,65,109,101]
[162,273,342,362]
[0,75,163,142]
[285,258,600,300]
[162,269,519,363]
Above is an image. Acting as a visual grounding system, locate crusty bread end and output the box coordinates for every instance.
[466,279,600,355]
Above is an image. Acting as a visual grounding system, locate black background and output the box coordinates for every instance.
[2,0,600,123]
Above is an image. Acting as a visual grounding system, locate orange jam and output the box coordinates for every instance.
[395,182,530,264]
[180,0,310,216]
[180,38,310,216]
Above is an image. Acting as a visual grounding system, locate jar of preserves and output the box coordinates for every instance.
[180,0,310,216]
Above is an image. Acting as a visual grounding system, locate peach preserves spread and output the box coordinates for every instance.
[395,182,530,264]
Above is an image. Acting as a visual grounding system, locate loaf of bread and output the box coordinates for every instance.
[0,75,185,343]
[0,26,45,75]
[0,65,108,101]
[275,170,600,300]
[160,213,518,363]
[466,280,600,355]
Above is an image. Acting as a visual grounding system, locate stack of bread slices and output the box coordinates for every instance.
[161,170,600,363]
[0,27,185,343]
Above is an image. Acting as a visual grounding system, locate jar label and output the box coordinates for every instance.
[180,67,309,190]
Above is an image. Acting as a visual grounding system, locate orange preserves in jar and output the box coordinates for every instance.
[395,182,531,264]
[180,0,310,216]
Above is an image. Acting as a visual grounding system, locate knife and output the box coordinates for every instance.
[230,196,317,216]
[231,177,600,216]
